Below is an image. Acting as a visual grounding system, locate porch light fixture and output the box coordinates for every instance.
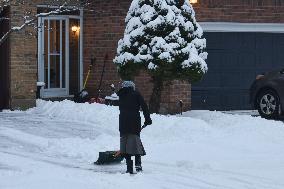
[190,0,198,4]
[72,26,80,35]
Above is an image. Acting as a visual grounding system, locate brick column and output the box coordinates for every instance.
[9,2,37,110]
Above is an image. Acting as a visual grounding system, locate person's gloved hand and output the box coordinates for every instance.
[144,118,152,126]
[142,118,152,130]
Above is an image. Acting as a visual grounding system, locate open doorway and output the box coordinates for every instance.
[37,11,83,98]
[0,7,10,110]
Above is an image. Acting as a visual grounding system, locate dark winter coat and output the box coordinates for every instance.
[117,87,151,136]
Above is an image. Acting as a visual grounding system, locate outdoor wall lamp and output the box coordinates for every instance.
[72,26,80,35]
[190,0,198,4]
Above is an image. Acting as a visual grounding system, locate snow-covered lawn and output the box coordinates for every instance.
[1,100,284,189]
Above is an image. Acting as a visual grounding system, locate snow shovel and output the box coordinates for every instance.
[94,125,147,165]
[74,57,96,103]
[94,151,124,165]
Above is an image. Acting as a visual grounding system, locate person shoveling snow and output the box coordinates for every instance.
[116,80,152,174]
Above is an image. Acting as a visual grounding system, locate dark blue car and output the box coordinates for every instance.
[250,69,284,119]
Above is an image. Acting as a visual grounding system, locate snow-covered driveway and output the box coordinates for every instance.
[1,100,284,189]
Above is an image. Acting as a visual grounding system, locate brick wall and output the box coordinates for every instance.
[160,80,191,115]
[193,0,284,23]
[83,0,131,98]
[133,71,191,114]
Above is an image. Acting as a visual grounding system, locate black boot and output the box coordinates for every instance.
[135,165,143,172]
[135,155,143,172]
[126,159,134,174]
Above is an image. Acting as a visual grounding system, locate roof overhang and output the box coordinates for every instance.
[200,22,284,33]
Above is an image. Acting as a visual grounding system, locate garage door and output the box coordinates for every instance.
[192,32,284,110]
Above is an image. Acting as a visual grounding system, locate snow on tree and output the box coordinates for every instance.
[114,0,208,113]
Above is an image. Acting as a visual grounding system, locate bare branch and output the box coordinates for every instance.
[0,17,9,21]
[0,28,11,46]
[0,0,10,12]
[0,1,87,47]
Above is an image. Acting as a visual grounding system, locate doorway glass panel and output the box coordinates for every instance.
[69,19,80,95]
[43,19,66,90]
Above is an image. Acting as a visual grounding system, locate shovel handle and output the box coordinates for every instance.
[83,58,96,89]
[141,125,147,130]
[113,151,121,157]
[91,57,96,66]
[83,69,91,89]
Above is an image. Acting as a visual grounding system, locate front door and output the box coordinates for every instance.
[38,17,69,98]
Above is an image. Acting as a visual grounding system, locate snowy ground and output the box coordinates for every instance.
[221,110,260,117]
[1,100,284,189]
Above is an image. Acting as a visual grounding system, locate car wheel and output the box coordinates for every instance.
[256,90,280,119]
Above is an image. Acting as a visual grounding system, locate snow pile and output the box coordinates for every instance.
[27,100,212,143]
[1,100,284,189]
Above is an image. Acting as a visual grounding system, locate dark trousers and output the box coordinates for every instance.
[125,154,141,166]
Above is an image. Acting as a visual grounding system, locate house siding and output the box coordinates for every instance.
[194,0,284,23]
[83,0,284,113]
[5,0,284,112]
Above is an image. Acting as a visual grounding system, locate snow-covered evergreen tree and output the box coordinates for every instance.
[114,0,208,113]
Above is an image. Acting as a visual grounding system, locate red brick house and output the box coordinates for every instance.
[1,0,284,112]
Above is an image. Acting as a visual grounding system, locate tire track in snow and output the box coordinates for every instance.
[146,160,284,189]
